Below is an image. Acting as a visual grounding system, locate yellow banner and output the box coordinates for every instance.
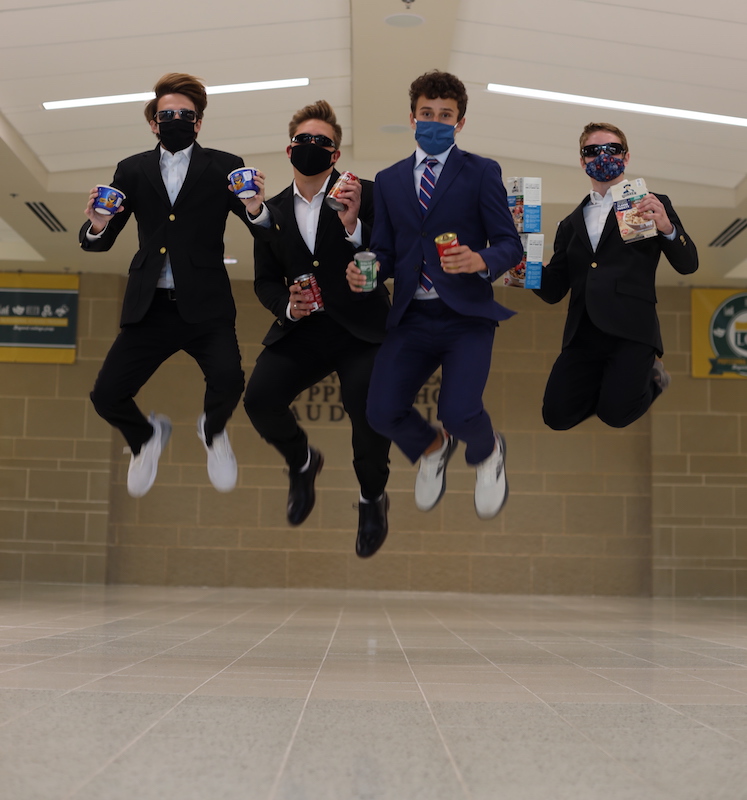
[691,288,747,378]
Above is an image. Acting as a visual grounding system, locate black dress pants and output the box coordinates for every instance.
[90,291,244,452]
[243,313,390,500]
[542,312,660,431]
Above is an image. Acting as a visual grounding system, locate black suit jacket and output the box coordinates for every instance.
[79,142,251,326]
[251,169,390,346]
[533,193,698,355]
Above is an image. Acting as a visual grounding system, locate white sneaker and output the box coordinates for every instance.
[415,430,457,511]
[127,413,172,498]
[197,414,237,492]
[474,433,508,520]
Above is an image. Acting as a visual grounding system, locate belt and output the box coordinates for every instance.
[155,288,177,301]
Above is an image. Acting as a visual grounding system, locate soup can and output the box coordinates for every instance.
[325,171,357,211]
[294,273,324,312]
[353,251,377,292]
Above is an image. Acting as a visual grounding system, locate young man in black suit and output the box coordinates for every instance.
[80,73,259,497]
[243,100,392,558]
[534,122,699,430]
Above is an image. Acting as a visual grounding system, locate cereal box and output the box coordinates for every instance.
[504,233,543,289]
[505,177,542,233]
[610,178,657,244]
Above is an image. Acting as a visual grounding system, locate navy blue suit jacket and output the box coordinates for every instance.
[370,146,522,327]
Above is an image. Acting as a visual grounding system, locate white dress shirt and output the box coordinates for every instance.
[156,144,193,288]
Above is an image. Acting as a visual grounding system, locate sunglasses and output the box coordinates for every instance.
[580,142,626,157]
[291,132,336,148]
[154,109,198,123]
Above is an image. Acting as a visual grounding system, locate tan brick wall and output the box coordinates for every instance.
[0,274,121,583]
[651,287,747,597]
[1,276,743,596]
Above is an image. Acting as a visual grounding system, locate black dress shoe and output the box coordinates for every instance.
[356,493,389,558]
[287,448,323,526]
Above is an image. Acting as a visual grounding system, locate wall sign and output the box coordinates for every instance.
[0,273,79,364]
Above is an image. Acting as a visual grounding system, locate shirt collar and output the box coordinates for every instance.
[415,143,455,167]
[159,142,194,164]
[588,189,613,206]
[292,174,332,204]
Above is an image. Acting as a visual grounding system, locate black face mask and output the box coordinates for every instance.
[158,119,197,153]
[289,143,334,176]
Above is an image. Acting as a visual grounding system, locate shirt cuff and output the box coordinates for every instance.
[285,301,301,321]
[248,204,271,227]
[345,218,363,247]
[85,223,106,240]
[662,225,677,241]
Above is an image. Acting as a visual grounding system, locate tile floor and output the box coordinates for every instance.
[1,583,747,800]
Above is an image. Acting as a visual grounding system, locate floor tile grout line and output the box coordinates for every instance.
[420,602,691,797]
[382,603,474,800]
[62,599,312,800]
[266,607,344,800]
[0,598,281,729]
[450,604,747,744]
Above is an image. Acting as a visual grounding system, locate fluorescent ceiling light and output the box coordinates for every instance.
[43,78,309,111]
[486,83,747,128]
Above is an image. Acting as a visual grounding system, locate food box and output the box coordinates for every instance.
[610,178,657,244]
[504,233,543,289]
[505,177,541,233]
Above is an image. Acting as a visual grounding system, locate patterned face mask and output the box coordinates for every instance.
[584,152,626,182]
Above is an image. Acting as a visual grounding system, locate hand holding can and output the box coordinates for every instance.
[294,273,324,312]
[435,232,460,270]
[353,251,377,292]
[325,171,358,211]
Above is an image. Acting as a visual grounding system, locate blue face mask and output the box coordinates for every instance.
[414,120,457,155]
[584,153,626,182]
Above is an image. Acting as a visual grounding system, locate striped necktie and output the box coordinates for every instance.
[418,158,439,291]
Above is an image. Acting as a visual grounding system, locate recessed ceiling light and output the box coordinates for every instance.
[43,78,310,111]
[223,257,238,265]
[385,13,424,26]
[486,83,747,128]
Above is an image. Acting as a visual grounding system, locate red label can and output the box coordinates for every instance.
[294,273,324,312]
[325,171,358,211]
[435,232,459,257]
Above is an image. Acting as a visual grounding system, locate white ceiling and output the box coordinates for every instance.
[1,0,747,284]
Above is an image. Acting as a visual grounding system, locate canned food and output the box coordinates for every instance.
[353,251,377,292]
[435,232,460,270]
[325,171,358,211]
[294,273,324,312]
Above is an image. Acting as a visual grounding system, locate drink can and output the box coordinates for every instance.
[325,171,357,211]
[353,251,377,292]
[294,273,324,312]
[435,232,460,270]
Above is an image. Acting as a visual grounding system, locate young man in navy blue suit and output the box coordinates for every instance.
[348,71,522,520]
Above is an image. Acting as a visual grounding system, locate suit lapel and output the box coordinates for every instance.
[398,154,421,218]
[597,206,620,249]
[174,142,209,207]
[275,183,309,255]
[423,147,465,217]
[570,197,594,253]
[143,145,170,206]
[315,169,341,251]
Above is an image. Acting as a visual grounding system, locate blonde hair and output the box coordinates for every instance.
[288,100,342,149]
[579,122,628,153]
